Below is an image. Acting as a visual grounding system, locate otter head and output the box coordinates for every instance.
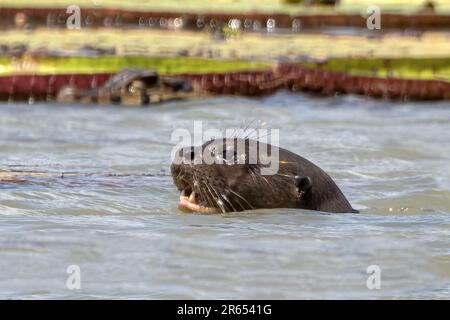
[170,138,314,213]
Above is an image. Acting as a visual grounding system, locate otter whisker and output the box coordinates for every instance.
[176,168,184,180]
[228,123,243,140]
[247,128,273,142]
[193,173,222,212]
[273,173,295,178]
[197,175,225,212]
[229,119,267,142]
[205,181,234,212]
[235,119,258,140]
[193,173,210,205]
[227,188,254,210]
[248,166,268,192]
[190,170,246,213]
[204,182,228,213]
[251,131,274,141]
[259,174,278,197]
[200,179,219,210]
[247,168,259,186]
[226,124,239,140]
[219,192,238,212]
[225,193,245,211]
[249,165,277,197]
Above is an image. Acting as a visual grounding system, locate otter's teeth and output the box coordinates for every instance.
[180,190,186,197]
[188,191,196,204]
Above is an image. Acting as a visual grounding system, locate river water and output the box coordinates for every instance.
[0,92,449,299]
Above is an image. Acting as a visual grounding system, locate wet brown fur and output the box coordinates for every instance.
[171,138,356,213]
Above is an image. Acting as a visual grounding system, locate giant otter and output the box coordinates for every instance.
[171,138,357,214]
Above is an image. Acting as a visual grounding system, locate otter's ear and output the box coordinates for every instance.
[294,176,312,194]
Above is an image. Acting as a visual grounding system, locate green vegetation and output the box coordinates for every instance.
[41,56,271,74]
[0,56,14,74]
[303,57,450,81]
[0,17,449,81]
[0,55,272,75]
[1,54,449,82]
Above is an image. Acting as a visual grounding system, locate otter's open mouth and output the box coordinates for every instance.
[178,187,220,214]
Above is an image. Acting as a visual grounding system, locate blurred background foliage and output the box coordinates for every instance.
[0,0,449,83]
[1,0,449,14]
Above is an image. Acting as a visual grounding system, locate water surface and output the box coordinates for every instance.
[0,93,449,299]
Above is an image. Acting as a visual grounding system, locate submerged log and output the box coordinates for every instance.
[56,68,196,106]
